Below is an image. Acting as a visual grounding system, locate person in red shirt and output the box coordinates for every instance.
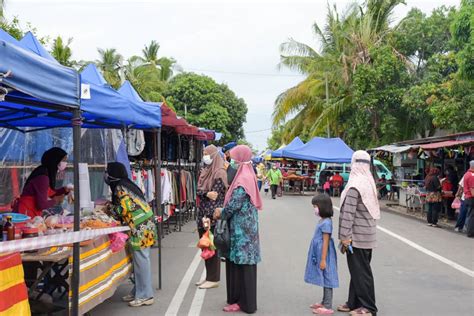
[463,160,474,238]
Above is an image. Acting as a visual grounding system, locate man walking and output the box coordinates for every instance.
[267,164,283,199]
[463,160,474,238]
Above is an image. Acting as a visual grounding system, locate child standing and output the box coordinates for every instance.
[304,193,338,314]
[263,178,270,196]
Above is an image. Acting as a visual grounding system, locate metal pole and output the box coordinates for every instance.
[71,109,82,316]
[177,135,182,232]
[325,74,330,138]
[153,128,163,289]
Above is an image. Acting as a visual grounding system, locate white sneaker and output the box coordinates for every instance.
[128,297,154,307]
[454,227,460,232]
[198,281,219,289]
[122,294,135,302]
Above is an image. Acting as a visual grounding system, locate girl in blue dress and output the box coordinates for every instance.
[304,193,338,315]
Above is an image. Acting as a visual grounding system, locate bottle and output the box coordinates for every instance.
[2,216,15,241]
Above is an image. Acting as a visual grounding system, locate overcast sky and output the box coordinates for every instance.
[5,0,459,151]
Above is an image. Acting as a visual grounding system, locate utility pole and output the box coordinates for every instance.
[325,74,330,138]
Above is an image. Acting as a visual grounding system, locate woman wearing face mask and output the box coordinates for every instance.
[16,147,72,217]
[196,145,228,289]
[105,162,156,307]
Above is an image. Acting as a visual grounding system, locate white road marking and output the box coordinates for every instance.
[165,250,202,316]
[188,269,207,316]
[333,206,474,278]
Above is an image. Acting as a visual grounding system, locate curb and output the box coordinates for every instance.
[381,204,456,230]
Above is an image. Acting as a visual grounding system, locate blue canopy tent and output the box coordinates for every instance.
[272,136,304,158]
[20,31,59,64]
[283,137,354,163]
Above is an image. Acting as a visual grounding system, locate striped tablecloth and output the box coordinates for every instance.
[0,253,31,316]
[68,235,132,315]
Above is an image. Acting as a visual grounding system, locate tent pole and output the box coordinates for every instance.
[178,135,182,232]
[71,109,82,316]
[153,128,163,290]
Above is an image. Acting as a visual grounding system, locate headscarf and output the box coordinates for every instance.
[424,167,440,190]
[106,162,145,205]
[198,145,228,191]
[25,147,67,189]
[340,150,380,220]
[224,145,263,210]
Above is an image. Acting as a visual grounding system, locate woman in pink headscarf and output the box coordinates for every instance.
[214,145,262,314]
[337,150,379,316]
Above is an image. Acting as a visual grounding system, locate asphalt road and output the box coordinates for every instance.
[92,193,474,316]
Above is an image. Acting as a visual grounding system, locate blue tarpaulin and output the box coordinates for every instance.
[272,136,304,158]
[283,137,354,163]
[80,65,161,128]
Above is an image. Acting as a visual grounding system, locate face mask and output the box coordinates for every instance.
[58,161,67,171]
[314,206,320,217]
[202,155,213,165]
[229,159,237,168]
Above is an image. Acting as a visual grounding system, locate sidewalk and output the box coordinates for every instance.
[379,199,457,229]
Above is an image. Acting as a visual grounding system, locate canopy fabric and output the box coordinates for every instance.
[0,29,27,49]
[283,137,354,163]
[272,136,304,158]
[420,139,474,150]
[20,32,58,64]
[370,145,413,153]
[0,40,79,109]
[80,65,161,129]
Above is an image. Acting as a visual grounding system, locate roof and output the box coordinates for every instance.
[283,137,354,163]
[396,131,474,146]
[420,139,474,150]
[369,145,413,153]
[272,137,304,158]
[20,32,58,64]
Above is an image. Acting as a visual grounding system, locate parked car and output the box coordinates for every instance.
[315,160,392,185]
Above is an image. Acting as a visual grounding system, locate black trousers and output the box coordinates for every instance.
[427,202,441,225]
[226,261,257,314]
[270,184,278,198]
[198,227,221,282]
[346,248,377,315]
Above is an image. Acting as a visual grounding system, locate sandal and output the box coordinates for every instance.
[337,304,351,312]
[350,307,372,315]
[310,303,324,309]
[313,307,334,314]
[223,303,241,312]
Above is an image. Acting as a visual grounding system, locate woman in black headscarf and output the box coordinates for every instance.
[105,162,156,307]
[16,147,71,217]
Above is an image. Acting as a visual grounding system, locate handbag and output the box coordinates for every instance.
[425,191,442,203]
[213,219,230,257]
[201,248,215,260]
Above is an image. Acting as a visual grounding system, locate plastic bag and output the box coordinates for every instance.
[451,197,461,210]
[197,230,211,249]
[109,232,129,253]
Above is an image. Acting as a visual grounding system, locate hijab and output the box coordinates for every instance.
[106,162,145,205]
[424,167,440,190]
[224,145,263,210]
[198,145,228,191]
[340,150,380,220]
[25,147,67,189]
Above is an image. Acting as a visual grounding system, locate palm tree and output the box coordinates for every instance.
[51,36,75,67]
[0,1,5,22]
[141,40,178,81]
[157,57,177,81]
[273,0,404,140]
[142,40,160,66]
[96,48,123,88]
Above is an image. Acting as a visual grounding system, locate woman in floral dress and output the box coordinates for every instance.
[106,162,157,307]
[214,145,262,314]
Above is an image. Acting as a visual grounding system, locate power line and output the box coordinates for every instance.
[184,68,304,78]
[245,128,272,134]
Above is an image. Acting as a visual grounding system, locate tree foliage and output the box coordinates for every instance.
[164,73,248,143]
[271,1,473,150]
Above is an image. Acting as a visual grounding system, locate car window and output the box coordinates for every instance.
[375,164,386,174]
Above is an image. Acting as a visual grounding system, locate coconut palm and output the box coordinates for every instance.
[96,48,123,88]
[142,40,160,66]
[274,0,405,140]
[51,36,75,67]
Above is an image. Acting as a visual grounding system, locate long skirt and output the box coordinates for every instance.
[226,260,257,314]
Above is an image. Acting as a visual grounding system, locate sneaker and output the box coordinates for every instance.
[432,224,439,228]
[198,281,219,289]
[313,307,334,314]
[122,294,135,302]
[454,227,460,232]
[427,223,433,227]
[128,297,154,307]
